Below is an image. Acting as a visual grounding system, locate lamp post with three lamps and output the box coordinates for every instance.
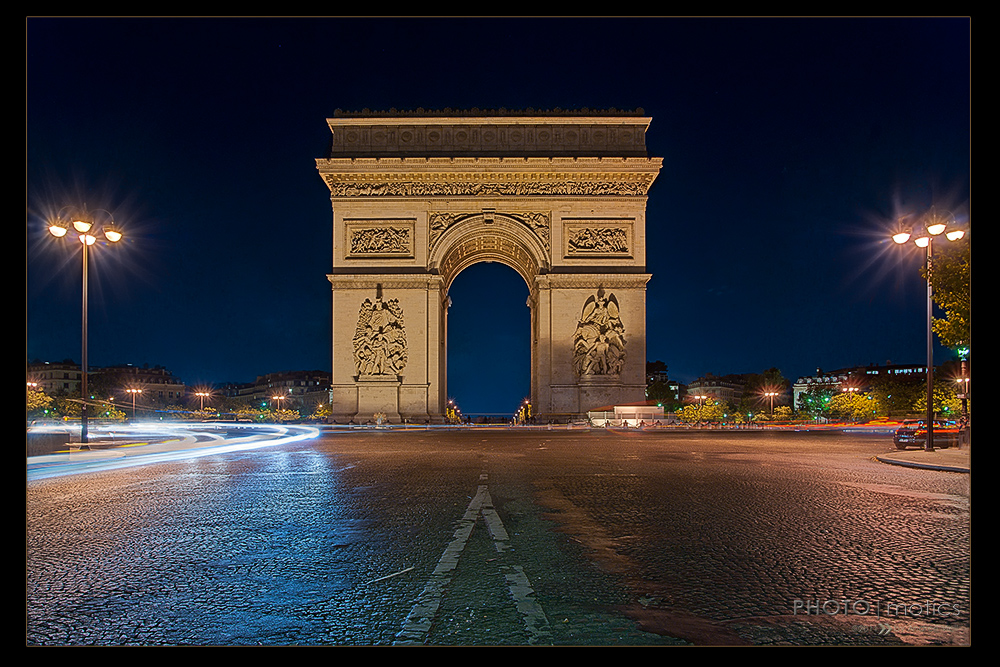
[891,209,966,451]
[125,388,142,421]
[47,207,124,445]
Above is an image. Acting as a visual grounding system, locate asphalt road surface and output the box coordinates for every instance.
[26,427,971,646]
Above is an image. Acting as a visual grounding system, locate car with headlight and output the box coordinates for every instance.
[892,419,962,449]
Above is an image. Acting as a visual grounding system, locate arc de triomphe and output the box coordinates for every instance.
[317,111,662,423]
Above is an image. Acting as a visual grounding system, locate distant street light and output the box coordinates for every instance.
[763,391,779,415]
[195,391,211,411]
[48,207,124,445]
[891,208,966,451]
[692,394,708,426]
[126,388,143,420]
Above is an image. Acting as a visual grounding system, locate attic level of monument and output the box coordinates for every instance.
[324,114,652,158]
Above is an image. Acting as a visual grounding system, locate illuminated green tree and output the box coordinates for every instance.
[310,403,332,421]
[923,240,970,349]
[868,377,924,418]
[96,405,127,423]
[676,399,730,424]
[828,392,883,422]
[27,388,52,418]
[52,396,83,419]
[911,383,964,420]
[797,387,834,419]
[273,409,301,423]
[757,405,794,422]
[191,407,219,421]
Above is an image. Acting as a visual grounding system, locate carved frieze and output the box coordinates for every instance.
[345,220,414,258]
[323,177,654,198]
[353,295,407,376]
[572,289,627,376]
[564,221,632,258]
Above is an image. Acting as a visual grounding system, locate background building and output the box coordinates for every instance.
[27,360,84,395]
[222,370,331,414]
[792,362,928,408]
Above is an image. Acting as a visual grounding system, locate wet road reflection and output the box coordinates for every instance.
[27,428,970,646]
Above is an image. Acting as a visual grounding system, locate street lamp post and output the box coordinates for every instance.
[48,207,124,446]
[693,394,708,427]
[891,209,966,452]
[126,388,142,420]
[955,346,970,427]
[764,391,778,416]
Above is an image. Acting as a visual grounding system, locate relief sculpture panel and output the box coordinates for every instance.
[353,295,408,376]
[572,289,627,376]
[345,220,415,257]
[564,222,632,258]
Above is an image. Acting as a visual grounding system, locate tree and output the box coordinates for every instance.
[26,388,53,419]
[676,399,730,425]
[867,376,924,418]
[193,407,220,421]
[310,403,332,421]
[797,387,834,419]
[766,405,794,422]
[828,392,883,422]
[51,395,83,419]
[645,360,676,407]
[911,382,964,421]
[95,405,127,423]
[923,240,970,350]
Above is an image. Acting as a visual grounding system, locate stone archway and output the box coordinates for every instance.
[318,111,661,423]
[432,212,548,419]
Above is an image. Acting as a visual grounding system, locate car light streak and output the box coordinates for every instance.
[26,424,320,480]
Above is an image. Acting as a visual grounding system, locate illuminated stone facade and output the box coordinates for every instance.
[318,111,662,422]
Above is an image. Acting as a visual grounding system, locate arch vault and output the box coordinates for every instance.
[317,111,662,423]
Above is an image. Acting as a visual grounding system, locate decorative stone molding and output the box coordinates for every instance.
[353,294,407,377]
[572,289,627,377]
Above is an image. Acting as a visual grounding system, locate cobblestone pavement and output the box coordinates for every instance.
[26,428,970,646]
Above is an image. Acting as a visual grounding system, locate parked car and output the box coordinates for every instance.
[892,419,962,449]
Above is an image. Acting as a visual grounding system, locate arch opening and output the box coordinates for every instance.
[446,262,531,420]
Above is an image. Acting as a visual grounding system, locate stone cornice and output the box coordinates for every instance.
[327,274,445,291]
[317,156,661,171]
[535,273,652,290]
[328,116,651,128]
[331,108,647,119]
[317,157,662,197]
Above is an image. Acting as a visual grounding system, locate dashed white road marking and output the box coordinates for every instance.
[395,477,551,645]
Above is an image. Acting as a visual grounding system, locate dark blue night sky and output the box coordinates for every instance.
[26,17,970,415]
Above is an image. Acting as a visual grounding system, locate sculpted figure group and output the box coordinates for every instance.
[353,296,408,376]
[572,289,626,376]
